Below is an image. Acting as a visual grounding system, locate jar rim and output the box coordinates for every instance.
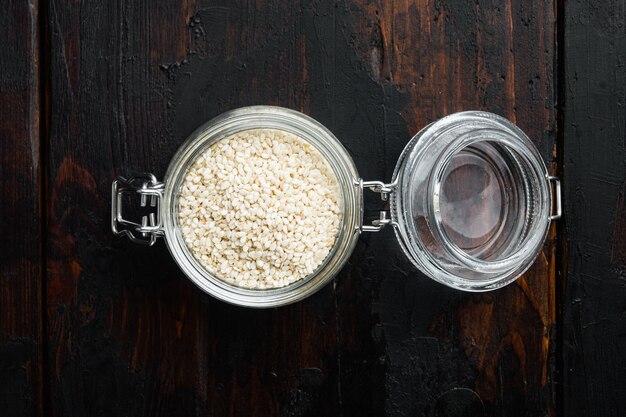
[161,106,361,307]
[429,128,551,273]
[390,111,552,291]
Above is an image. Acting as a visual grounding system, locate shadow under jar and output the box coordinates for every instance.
[112,106,561,307]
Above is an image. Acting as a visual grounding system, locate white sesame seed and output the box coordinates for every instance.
[178,128,342,289]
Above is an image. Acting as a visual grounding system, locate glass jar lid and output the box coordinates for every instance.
[384,111,559,291]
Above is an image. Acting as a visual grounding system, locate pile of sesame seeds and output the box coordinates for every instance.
[178,129,342,289]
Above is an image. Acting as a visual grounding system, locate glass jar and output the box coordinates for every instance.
[112,106,560,307]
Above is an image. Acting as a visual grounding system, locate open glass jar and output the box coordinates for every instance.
[112,106,560,307]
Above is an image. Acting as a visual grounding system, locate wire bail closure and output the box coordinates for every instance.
[111,173,164,246]
[358,179,397,232]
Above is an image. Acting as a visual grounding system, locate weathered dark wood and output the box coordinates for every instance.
[0,1,43,417]
[45,0,557,416]
[347,1,557,415]
[562,1,626,416]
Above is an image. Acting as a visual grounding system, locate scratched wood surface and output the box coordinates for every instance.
[0,1,43,417]
[0,0,573,416]
[562,1,626,416]
[43,1,558,416]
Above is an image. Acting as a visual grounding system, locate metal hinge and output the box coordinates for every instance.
[111,173,164,246]
[359,179,397,232]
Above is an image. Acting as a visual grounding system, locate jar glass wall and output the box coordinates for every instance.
[161,106,361,307]
[390,111,553,291]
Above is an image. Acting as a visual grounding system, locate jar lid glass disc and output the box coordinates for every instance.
[390,111,553,291]
[437,140,522,262]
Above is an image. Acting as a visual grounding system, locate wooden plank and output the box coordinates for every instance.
[45,0,557,415]
[345,1,558,415]
[0,1,43,417]
[562,1,626,415]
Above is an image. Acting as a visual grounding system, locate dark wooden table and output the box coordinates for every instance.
[1,0,625,416]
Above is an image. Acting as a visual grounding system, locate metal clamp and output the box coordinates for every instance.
[548,176,562,221]
[359,179,397,232]
[361,180,395,200]
[111,173,165,246]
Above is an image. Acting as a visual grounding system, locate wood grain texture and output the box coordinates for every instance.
[562,1,626,416]
[0,1,43,417]
[44,0,557,416]
[345,1,558,415]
